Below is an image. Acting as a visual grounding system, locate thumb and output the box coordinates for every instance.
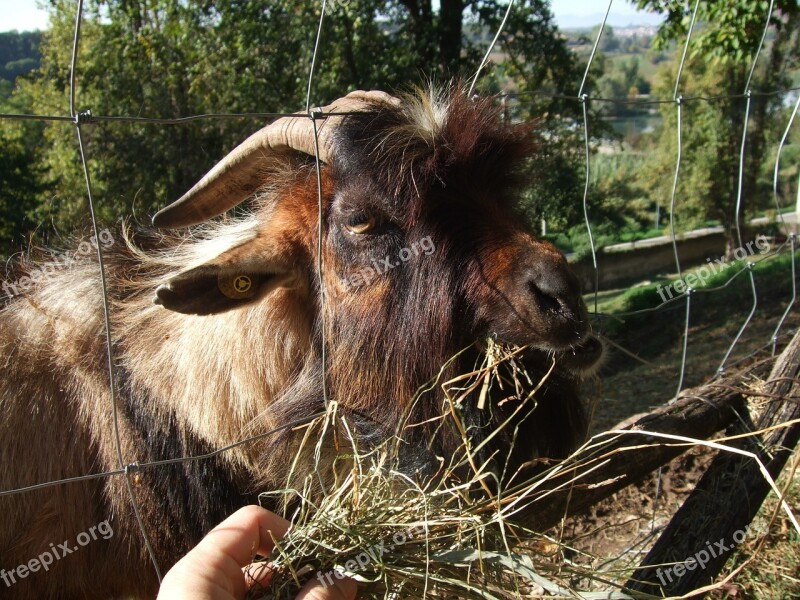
[295,575,357,600]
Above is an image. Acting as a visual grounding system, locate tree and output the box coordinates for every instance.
[0,86,42,255]
[591,24,619,53]
[593,55,651,117]
[1,0,597,255]
[642,56,744,234]
[0,31,41,88]
[478,1,608,230]
[633,0,800,253]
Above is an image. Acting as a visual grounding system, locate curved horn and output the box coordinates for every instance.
[153,90,399,228]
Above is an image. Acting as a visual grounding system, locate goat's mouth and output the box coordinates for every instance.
[478,329,604,378]
[550,334,604,377]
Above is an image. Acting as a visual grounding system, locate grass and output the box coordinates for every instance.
[584,245,800,430]
[614,228,665,244]
[591,244,799,322]
[718,457,800,599]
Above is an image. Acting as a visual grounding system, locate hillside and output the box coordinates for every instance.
[0,30,41,100]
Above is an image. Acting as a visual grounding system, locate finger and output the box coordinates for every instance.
[181,506,289,598]
[295,574,357,600]
[243,560,277,591]
[195,505,290,567]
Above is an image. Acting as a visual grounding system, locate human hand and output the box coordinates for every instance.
[158,505,357,600]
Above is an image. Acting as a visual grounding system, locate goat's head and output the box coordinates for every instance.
[151,86,602,481]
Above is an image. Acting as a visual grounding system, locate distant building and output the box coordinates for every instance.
[614,26,658,39]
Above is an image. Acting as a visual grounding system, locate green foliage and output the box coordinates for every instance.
[3,58,38,81]
[631,0,799,251]
[0,0,592,255]
[0,126,38,254]
[589,152,652,228]
[640,56,741,232]
[621,245,799,314]
[634,0,798,64]
[594,54,651,116]
[0,84,42,254]
[8,0,792,260]
[475,1,606,231]
[0,31,41,98]
[543,149,658,259]
[591,24,619,53]
[0,31,40,64]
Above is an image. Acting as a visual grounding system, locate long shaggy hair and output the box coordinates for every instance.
[0,85,597,599]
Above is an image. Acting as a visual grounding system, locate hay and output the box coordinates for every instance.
[246,345,644,599]
[245,341,799,599]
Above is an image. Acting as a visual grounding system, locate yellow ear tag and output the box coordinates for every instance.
[218,273,258,300]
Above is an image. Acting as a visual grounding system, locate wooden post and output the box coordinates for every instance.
[626,329,800,596]
[518,359,776,531]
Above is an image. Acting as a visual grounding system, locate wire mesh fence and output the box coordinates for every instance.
[0,0,798,597]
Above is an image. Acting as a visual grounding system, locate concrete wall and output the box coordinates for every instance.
[570,231,728,291]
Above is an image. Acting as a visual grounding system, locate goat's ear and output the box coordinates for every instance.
[154,239,299,315]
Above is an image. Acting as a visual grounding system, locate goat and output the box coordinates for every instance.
[0,86,602,598]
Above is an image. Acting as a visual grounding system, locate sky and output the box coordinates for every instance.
[551,0,664,27]
[0,0,48,32]
[0,0,663,33]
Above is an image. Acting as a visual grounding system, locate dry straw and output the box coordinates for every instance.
[238,341,800,600]
[246,344,647,600]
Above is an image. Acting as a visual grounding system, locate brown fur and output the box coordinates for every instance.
[0,85,600,598]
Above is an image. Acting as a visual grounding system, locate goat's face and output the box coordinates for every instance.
[152,88,602,465]
[318,91,600,382]
[324,174,591,352]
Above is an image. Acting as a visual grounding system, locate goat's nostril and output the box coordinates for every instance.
[529,282,563,314]
[526,265,579,316]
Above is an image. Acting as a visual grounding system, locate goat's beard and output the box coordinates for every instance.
[253,337,589,515]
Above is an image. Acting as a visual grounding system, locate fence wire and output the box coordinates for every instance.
[0,0,798,593]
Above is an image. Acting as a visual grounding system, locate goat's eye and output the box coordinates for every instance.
[344,212,378,235]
